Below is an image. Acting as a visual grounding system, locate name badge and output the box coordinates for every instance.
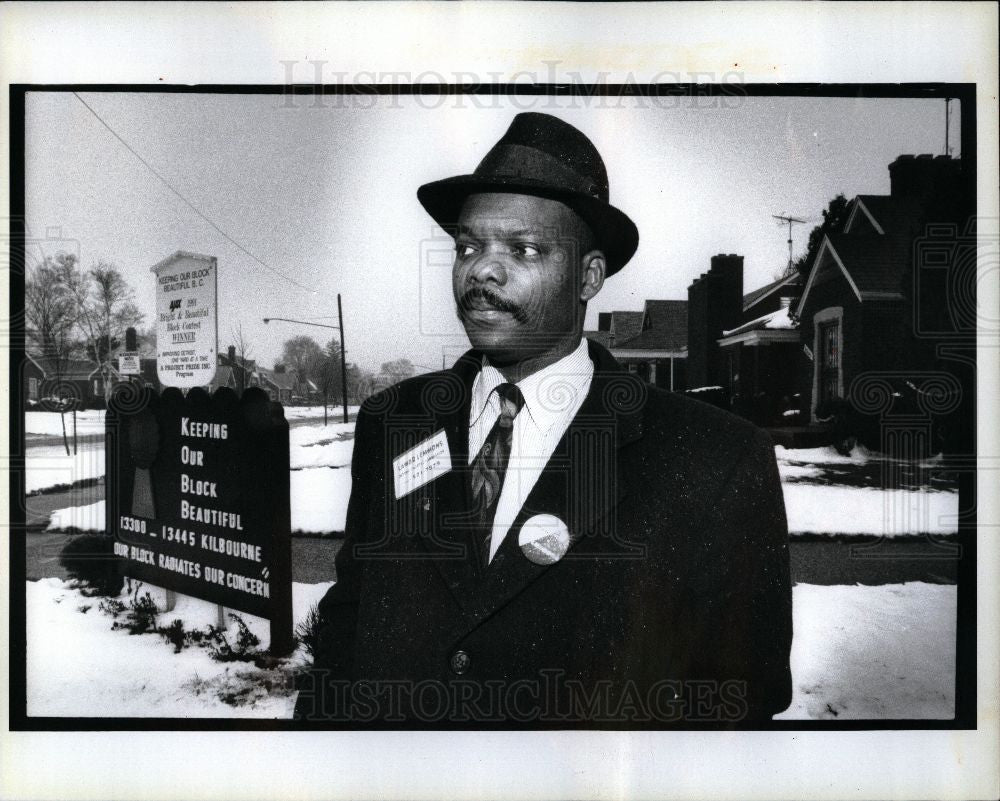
[393,429,452,500]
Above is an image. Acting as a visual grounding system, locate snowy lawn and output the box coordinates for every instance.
[774,445,958,537]
[24,443,105,495]
[25,578,955,720]
[40,432,959,538]
[26,577,332,718]
[776,582,956,719]
[46,472,351,534]
[283,404,360,421]
[25,410,107,437]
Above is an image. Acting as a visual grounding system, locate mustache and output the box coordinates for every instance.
[457,286,530,323]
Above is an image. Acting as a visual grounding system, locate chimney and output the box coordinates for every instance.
[779,296,793,309]
[227,345,236,362]
[598,312,612,331]
[889,153,960,201]
[125,327,137,351]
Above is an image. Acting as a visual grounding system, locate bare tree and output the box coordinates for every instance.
[25,253,78,454]
[281,335,324,390]
[230,323,255,394]
[61,259,144,406]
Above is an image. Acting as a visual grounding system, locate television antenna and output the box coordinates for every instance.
[772,214,808,275]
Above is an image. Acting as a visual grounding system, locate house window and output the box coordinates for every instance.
[811,306,845,420]
[28,377,39,400]
[818,320,840,402]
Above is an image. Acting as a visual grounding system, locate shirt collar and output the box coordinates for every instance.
[471,338,594,431]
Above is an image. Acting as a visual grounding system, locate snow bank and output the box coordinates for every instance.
[25,578,955,720]
[45,468,353,535]
[288,422,355,469]
[775,444,873,465]
[26,578,333,718]
[283,405,360,421]
[25,410,106,437]
[47,500,106,532]
[25,444,105,494]
[290,468,352,533]
[777,582,955,719]
[783,483,957,536]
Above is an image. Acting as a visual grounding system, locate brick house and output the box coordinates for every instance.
[23,355,111,409]
[716,270,805,425]
[795,154,970,426]
[259,366,298,404]
[585,300,688,390]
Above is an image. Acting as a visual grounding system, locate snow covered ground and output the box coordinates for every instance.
[24,443,104,495]
[774,445,958,537]
[25,577,955,720]
[26,424,962,721]
[283,404,360,421]
[776,582,955,719]
[26,577,332,718]
[25,410,106,438]
[37,429,959,538]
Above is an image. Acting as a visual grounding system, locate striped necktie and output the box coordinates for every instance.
[470,382,525,565]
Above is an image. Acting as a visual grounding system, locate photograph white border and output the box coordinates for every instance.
[1,3,997,800]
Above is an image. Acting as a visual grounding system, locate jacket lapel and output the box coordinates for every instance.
[412,351,484,612]
[465,340,646,623]
[414,341,646,621]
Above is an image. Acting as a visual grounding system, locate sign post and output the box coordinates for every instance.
[118,351,140,376]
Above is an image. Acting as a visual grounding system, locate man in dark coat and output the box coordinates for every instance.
[295,112,792,725]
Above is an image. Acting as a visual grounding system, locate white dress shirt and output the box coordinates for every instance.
[468,338,594,562]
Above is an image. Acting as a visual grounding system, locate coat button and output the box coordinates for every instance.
[449,650,471,675]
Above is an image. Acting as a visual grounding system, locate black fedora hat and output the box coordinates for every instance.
[417,112,639,275]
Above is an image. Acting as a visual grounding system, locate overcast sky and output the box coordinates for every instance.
[24,91,959,373]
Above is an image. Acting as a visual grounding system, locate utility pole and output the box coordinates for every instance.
[772,214,807,275]
[263,301,350,424]
[944,97,951,156]
[337,293,348,424]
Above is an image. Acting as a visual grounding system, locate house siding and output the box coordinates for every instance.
[798,267,863,417]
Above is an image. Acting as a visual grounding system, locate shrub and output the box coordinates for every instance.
[158,619,187,653]
[58,534,123,596]
[295,605,323,660]
[208,614,263,663]
[111,591,159,635]
[98,597,126,618]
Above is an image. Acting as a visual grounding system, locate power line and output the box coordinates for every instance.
[72,92,316,293]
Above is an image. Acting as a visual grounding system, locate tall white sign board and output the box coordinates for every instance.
[151,251,218,389]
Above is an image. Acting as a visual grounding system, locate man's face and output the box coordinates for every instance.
[452,192,597,366]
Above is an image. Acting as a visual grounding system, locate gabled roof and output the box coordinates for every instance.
[26,355,98,381]
[845,195,923,238]
[610,311,644,344]
[260,369,298,390]
[618,300,688,351]
[742,271,803,312]
[209,365,235,390]
[584,330,612,349]
[723,305,797,337]
[796,232,910,315]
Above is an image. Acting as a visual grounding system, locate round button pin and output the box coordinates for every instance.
[518,514,571,565]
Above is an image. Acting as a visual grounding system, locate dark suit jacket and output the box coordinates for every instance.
[295,340,793,726]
